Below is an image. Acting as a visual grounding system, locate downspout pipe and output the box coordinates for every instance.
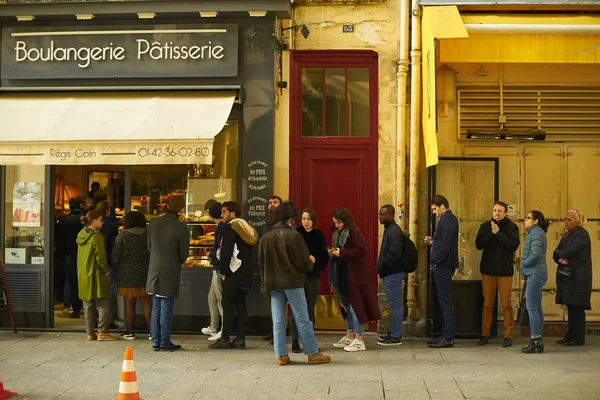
[407,0,422,321]
[397,0,410,232]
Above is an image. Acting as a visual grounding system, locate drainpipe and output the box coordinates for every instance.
[407,0,422,321]
[397,0,410,232]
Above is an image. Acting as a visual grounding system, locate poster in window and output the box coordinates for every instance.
[12,182,42,227]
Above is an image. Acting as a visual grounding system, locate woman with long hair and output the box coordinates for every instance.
[520,210,549,353]
[290,207,329,353]
[112,211,152,340]
[329,208,380,352]
[554,208,592,347]
[76,210,118,341]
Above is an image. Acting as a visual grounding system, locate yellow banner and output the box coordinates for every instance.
[0,140,213,165]
[422,6,469,167]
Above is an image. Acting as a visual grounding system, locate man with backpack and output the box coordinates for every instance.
[376,204,417,346]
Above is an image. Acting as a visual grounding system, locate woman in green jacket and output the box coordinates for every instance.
[76,210,118,341]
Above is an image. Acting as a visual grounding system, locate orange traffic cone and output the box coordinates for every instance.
[0,369,17,400]
[115,346,142,400]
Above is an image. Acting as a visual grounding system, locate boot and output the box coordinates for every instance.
[307,352,331,365]
[522,338,544,354]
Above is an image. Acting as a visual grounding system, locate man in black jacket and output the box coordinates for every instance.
[209,201,258,350]
[258,201,330,366]
[376,204,405,346]
[475,201,520,347]
[425,195,459,348]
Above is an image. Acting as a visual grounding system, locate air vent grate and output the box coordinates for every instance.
[5,270,44,312]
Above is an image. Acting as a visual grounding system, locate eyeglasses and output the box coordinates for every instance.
[524,216,533,221]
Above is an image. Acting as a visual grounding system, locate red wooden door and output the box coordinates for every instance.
[289,50,378,330]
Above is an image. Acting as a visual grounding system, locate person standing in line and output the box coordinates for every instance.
[329,207,381,352]
[261,195,282,344]
[64,196,90,319]
[520,210,549,353]
[112,211,152,341]
[376,204,405,346]
[76,210,118,341]
[146,196,189,351]
[209,201,258,350]
[96,200,119,330]
[475,201,520,348]
[554,208,592,347]
[424,195,459,348]
[289,207,329,353]
[258,201,331,365]
[88,181,101,199]
[201,201,226,343]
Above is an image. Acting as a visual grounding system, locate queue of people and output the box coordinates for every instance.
[66,188,592,361]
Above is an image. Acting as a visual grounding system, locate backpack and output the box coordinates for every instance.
[400,232,418,273]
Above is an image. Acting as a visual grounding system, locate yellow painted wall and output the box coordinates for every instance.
[273,1,401,210]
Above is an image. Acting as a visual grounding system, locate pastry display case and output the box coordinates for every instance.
[184,221,217,268]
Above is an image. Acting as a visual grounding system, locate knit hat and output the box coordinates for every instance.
[208,202,223,219]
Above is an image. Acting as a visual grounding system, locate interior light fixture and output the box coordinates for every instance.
[248,11,268,17]
[16,15,35,22]
[466,129,546,141]
[76,14,94,20]
[199,12,218,18]
[137,12,156,19]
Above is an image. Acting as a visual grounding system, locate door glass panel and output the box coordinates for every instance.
[434,159,497,281]
[301,68,323,137]
[4,165,45,265]
[348,68,370,137]
[325,68,346,137]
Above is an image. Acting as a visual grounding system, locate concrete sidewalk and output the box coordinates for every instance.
[1,332,599,400]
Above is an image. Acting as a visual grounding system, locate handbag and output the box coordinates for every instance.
[557,264,575,277]
[516,284,529,328]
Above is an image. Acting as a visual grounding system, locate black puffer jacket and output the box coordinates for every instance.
[296,226,329,279]
[112,227,150,289]
[554,227,592,309]
[475,217,520,276]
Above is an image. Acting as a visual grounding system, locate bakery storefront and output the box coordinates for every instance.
[0,2,288,331]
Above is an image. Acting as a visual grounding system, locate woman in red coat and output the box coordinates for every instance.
[329,208,381,352]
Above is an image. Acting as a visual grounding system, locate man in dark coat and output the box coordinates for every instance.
[554,208,592,346]
[146,196,189,351]
[64,195,90,318]
[475,201,520,348]
[258,201,331,366]
[376,204,405,346]
[209,201,258,350]
[96,200,119,329]
[425,195,459,348]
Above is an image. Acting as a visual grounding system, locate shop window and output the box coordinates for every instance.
[301,67,370,137]
[4,165,45,265]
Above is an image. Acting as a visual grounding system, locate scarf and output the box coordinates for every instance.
[331,228,350,311]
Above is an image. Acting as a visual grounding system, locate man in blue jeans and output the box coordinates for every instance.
[258,201,330,366]
[424,195,459,349]
[376,204,405,346]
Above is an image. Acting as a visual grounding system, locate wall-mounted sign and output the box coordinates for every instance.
[1,24,239,79]
[12,182,42,227]
[5,249,26,265]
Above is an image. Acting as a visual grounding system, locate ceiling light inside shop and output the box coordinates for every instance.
[16,15,35,22]
[76,14,94,20]
[200,12,218,18]
[248,11,267,17]
[137,12,156,19]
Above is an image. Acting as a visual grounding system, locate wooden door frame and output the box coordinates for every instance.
[289,50,379,329]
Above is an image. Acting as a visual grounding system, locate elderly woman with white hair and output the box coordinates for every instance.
[554,208,592,347]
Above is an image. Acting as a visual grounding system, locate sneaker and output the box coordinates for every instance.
[377,336,402,346]
[379,333,391,341]
[344,339,366,352]
[209,338,232,350]
[86,334,97,341]
[160,342,182,352]
[502,337,512,347]
[307,352,331,365]
[333,336,353,348]
[97,333,119,341]
[478,336,489,346]
[148,334,152,341]
[208,331,222,342]
[277,354,290,366]
[231,339,246,350]
[120,333,136,341]
[202,326,217,336]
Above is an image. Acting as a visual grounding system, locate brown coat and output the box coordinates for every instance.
[258,222,313,293]
[339,229,381,324]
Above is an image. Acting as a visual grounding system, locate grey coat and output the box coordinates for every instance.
[146,212,189,298]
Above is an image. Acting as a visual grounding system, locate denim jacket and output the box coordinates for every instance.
[520,224,547,280]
